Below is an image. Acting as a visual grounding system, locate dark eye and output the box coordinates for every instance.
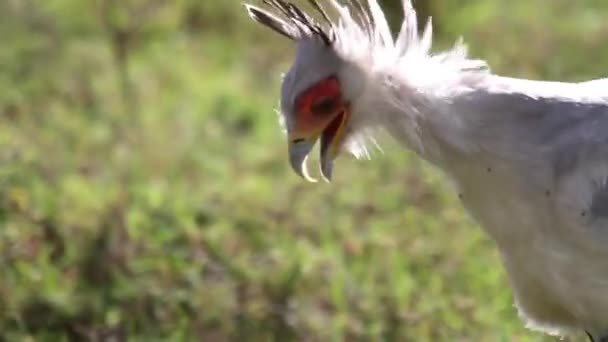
[311,96,338,115]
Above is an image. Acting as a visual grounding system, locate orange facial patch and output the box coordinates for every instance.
[292,76,343,136]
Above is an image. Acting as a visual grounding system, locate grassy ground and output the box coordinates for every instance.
[1,0,607,340]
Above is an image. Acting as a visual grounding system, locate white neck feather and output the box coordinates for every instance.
[330,0,490,163]
[347,55,491,165]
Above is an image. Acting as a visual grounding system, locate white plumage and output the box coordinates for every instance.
[246,0,608,339]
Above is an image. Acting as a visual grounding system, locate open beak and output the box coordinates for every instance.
[288,137,317,182]
[288,107,349,182]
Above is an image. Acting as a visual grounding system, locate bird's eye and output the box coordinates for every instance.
[311,96,338,115]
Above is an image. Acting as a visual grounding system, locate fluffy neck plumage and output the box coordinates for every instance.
[353,55,491,165]
[329,0,496,164]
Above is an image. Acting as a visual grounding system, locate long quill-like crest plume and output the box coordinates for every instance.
[246,0,334,44]
[246,0,487,71]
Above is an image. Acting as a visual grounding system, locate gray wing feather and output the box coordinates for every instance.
[459,75,608,241]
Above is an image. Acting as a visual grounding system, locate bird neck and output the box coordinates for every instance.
[370,64,488,164]
[343,43,493,165]
[378,84,443,161]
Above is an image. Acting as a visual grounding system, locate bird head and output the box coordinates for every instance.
[280,38,356,182]
[245,0,372,182]
[246,0,487,181]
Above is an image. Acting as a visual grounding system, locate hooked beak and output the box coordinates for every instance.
[288,107,349,182]
[289,137,317,182]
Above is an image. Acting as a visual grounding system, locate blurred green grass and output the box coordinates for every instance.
[1,0,607,340]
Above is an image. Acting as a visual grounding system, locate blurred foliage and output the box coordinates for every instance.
[0,0,607,341]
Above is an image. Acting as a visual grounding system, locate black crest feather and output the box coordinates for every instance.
[245,0,334,46]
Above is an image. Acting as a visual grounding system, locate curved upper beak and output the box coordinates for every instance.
[288,137,318,182]
[287,106,349,182]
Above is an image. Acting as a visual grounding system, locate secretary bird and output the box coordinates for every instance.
[245,0,608,340]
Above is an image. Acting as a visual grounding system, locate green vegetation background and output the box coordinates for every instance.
[1,0,607,340]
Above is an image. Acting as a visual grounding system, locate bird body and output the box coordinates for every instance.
[246,0,608,339]
[423,75,608,337]
[356,59,608,337]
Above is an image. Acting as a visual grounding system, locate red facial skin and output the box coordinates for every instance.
[292,76,344,139]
